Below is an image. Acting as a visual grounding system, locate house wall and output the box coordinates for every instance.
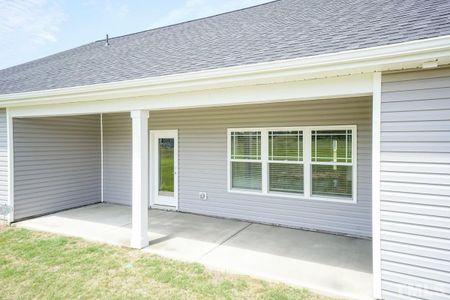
[13,115,101,220]
[0,109,8,220]
[103,97,372,237]
[102,113,132,205]
[380,68,450,299]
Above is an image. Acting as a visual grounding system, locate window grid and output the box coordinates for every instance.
[231,131,261,160]
[228,126,357,203]
[230,131,263,191]
[311,130,352,163]
[268,130,304,194]
[310,129,354,199]
[268,130,303,162]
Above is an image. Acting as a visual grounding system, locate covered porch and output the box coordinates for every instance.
[16,203,372,299]
[6,73,377,299]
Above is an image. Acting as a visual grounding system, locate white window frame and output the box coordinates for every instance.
[267,129,304,195]
[227,125,357,204]
[228,131,263,193]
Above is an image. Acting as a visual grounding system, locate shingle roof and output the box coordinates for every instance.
[1,0,450,95]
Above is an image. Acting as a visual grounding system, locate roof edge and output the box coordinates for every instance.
[2,35,450,107]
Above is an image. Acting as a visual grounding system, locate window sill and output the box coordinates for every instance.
[228,189,357,204]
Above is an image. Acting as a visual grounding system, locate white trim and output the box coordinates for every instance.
[6,74,373,118]
[149,130,179,210]
[310,126,358,203]
[149,132,153,208]
[6,109,13,223]
[229,125,354,132]
[100,113,104,203]
[310,161,353,166]
[228,189,357,204]
[1,35,450,107]
[303,129,311,199]
[130,110,149,249]
[422,60,439,69]
[372,72,382,299]
[227,125,357,204]
[261,128,268,194]
[151,204,178,211]
[228,158,261,163]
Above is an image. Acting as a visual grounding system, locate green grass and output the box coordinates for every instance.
[159,148,174,193]
[0,227,335,300]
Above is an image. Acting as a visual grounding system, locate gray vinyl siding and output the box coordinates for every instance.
[0,109,8,220]
[102,97,372,237]
[13,115,101,220]
[380,68,450,299]
[102,113,132,205]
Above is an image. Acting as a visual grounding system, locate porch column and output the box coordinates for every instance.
[130,110,149,249]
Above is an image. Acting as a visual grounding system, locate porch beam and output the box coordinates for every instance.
[7,74,373,118]
[130,110,149,249]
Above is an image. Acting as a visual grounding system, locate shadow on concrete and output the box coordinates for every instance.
[16,203,373,299]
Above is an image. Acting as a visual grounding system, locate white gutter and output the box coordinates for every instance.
[1,35,450,107]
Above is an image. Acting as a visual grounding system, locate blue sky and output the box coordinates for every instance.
[0,0,270,70]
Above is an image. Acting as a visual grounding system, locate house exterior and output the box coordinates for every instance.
[0,0,449,299]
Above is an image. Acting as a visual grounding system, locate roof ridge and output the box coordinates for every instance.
[95,0,280,43]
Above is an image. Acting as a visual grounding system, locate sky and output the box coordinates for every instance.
[0,0,271,70]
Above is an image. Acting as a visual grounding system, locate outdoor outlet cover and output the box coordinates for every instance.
[199,192,208,200]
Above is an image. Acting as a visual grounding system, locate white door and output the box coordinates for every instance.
[150,130,178,208]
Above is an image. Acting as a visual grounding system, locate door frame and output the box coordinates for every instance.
[149,129,179,210]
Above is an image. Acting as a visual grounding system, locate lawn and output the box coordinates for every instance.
[159,143,174,193]
[0,227,334,300]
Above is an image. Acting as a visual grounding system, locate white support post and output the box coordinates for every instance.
[6,109,14,224]
[130,110,149,249]
[372,72,382,299]
[100,113,104,203]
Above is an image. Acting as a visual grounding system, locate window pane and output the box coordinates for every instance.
[269,130,303,161]
[159,138,174,196]
[311,130,352,163]
[269,163,303,194]
[231,131,261,160]
[312,165,352,198]
[231,162,262,190]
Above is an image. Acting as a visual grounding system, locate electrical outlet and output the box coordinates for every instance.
[199,192,208,201]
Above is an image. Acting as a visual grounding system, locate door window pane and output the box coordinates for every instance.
[311,165,352,198]
[231,162,262,190]
[159,138,174,196]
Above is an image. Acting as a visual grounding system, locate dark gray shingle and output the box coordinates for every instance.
[1,0,450,95]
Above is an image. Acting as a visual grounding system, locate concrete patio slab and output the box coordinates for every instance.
[200,223,373,300]
[143,209,250,261]
[15,203,372,299]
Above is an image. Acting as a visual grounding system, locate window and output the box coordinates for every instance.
[268,130,303,194]
[230,131,262,191]
[311,130,353,199]
[228,126,356,202]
